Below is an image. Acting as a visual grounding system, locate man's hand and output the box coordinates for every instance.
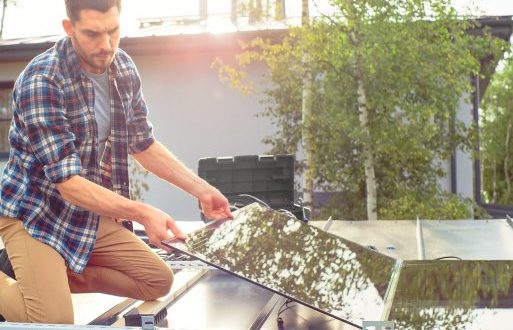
[139,205,186,250]
[199,187,233,221]
[131,141,233,221]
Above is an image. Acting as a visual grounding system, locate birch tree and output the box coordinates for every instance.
[216,0,504,219]
[301,0,315,212]
[481,48,513,206]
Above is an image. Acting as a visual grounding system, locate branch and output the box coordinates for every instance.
[310,0,350,34]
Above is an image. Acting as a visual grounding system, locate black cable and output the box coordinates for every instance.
[276,299,295,326]
[229,194,306,221]
[277,209,296,219]
[229,194,271,209]
[435,256,462,260]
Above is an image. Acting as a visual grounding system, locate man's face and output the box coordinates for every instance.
[63,6,121,74]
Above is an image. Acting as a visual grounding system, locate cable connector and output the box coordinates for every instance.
[123,306,167,329]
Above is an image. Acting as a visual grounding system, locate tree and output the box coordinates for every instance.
[216,0,505,220]
[301,0,315,212]
[231,0,285,24]
[128,158,150,201]
[480,48,513,205]
[0,0,16,39]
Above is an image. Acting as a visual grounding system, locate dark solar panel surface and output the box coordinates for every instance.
[163,203,397,328]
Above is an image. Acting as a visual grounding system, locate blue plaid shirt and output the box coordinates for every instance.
[0,37,155,273]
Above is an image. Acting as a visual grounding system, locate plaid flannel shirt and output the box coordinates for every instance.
[0,37,155,273]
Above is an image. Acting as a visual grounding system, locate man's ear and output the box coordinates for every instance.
[62,19,73,37]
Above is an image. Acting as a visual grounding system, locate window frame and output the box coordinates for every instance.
[0,81,14,160]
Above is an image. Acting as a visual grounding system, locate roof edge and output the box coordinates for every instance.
[0,29,288,62]
[0,15,511,63]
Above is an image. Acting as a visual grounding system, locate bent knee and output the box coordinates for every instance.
[139,267,174,301]
[27,306,74,324]
[4,299,74,324]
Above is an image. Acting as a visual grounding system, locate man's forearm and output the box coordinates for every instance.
[57,175,151,224]
[132,141,210,199]
[133,141,232,221]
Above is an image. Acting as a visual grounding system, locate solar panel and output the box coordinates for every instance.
[162,203,398,328]
[389,260,513,329]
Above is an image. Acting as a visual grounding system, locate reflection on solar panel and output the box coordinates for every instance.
[163,203,398,328]
[390,260,513,330]
[163,204,513,328]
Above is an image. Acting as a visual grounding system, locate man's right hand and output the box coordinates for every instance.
[139,205,186,250]
[56,175,186,250]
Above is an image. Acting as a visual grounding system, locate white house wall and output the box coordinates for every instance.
[131,51,276,220]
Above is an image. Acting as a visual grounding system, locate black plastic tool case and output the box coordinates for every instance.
[198,155,305,220]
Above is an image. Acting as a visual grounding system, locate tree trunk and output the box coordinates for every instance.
[348,20,378,220]
[0,0,7,39]
[492,157,497,203]
[301,0,308,25]
[275,0,285,20]
[231,0,238,24]
[301,60,314,210]
[504,120,512,195]
[248,0,263,23]
[256,0,263,19]
[346,1,378,220]
[301,0,314,212]
[356,76,378,220]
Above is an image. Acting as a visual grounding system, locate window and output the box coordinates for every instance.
[478,55,513,217]
[0,81,14,160]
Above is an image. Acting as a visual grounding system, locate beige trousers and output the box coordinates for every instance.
[0,216,173,324]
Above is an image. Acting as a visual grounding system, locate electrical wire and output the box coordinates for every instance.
[229,194,272,210]
[435,256,462,260]
[230,193,303,221]
[276,299,295,326]
[277,209,296,218]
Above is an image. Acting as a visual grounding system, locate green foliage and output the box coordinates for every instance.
[480,47,513,205]
[128,158,150,201]
[380,191,473,220]
[232,0,285,23]
[216,0,505,220]
[317,189,491,220]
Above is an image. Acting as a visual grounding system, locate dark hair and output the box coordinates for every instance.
[65,0,121,23]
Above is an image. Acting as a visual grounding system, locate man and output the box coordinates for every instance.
[0,0,232,323]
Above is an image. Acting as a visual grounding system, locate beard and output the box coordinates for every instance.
[72,34,115,73]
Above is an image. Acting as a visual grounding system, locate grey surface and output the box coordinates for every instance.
[324,219,513,260]
[259,300,360,330]
[164,270,274,329]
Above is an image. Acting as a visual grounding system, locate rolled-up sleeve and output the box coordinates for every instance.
[18,74,82,183]
[126,67,155,154]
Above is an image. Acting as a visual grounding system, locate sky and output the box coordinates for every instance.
[2,0,513,40]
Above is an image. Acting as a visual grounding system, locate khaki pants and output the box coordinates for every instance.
[0,216,173,324]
